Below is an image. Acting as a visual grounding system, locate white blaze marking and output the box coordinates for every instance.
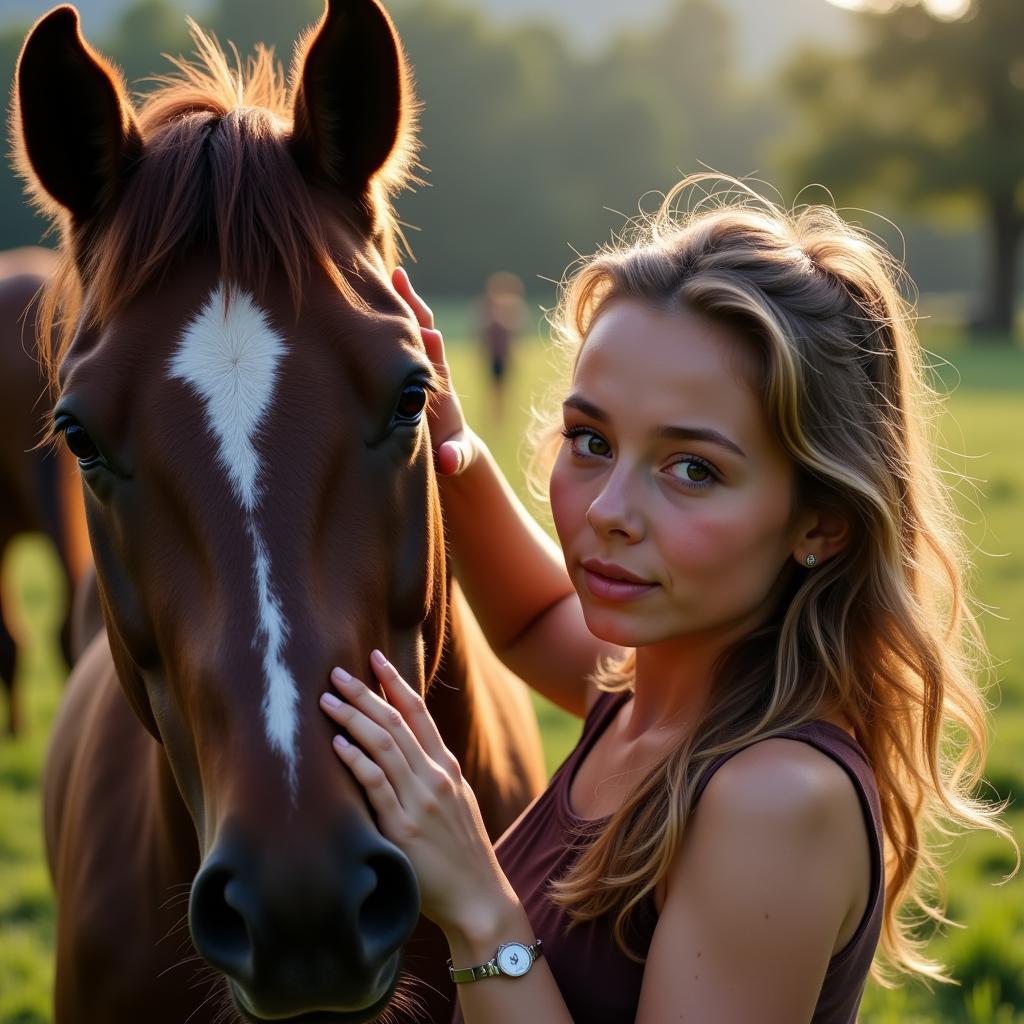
[169,284,299,793]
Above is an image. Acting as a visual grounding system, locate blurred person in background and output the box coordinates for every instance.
[477,271,525,422]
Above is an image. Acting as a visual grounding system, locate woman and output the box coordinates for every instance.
[318,177,1016,1022]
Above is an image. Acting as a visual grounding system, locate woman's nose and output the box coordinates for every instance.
[585,466,645,541]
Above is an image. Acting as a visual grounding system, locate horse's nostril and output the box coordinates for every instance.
[190,865,254,984]
[359,851,421,963]
[187,837,419,1006]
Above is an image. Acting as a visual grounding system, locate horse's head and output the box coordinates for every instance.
[15,2,447,1018]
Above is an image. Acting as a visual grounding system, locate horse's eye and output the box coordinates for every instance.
[394,384,428,423]
[62,423,101,465]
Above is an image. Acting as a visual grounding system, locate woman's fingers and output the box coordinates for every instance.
[321,685,417,789]
[331,734,406,827]
[389,269,472,477]
[322,668,430,780]
[436,440,466,476]
[420,327,450,383]
[320,652,506,934]
[420,327,459,404]
[392,266,434,330]
[368,651,462,775]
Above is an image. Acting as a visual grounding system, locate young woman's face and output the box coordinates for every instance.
[549,298,803,650]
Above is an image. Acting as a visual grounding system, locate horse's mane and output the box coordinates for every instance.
[22,20,418,391]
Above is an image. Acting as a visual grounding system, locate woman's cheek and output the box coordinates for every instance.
[663,506,742,570]
[548,462,583,551]
[660,502,790,604]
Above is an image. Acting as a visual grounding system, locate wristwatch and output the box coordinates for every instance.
[448,939,544,983]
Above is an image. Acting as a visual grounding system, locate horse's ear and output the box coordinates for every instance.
[14,5,141,224]
[290,0,413,195]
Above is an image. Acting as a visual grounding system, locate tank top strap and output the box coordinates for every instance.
[693,720,878,826]
[583,688,630,735]
[554,688,632,790]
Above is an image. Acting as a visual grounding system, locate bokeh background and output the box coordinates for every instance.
[0,0,1021,1021]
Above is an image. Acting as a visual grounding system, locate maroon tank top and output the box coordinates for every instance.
[454,689,884,1023]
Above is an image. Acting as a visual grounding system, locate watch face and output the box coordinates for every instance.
[496,942,532,977]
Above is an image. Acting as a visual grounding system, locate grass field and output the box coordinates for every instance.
[1,320,1022,1023]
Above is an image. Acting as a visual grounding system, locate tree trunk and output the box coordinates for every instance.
[973,191,1021,341]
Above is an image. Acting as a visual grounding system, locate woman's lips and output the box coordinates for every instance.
[581,565,658,602]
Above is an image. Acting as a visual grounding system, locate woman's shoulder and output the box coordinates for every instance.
[699,733,866,832]
[691,712,876,808]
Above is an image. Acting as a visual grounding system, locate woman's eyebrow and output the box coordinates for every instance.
[563,394,746,458]
[563,394,608,421]
[655,424,746,458]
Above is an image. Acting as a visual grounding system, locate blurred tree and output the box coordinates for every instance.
[390,0,674,295]
[104,0,191,91]
[392,0,777,296]
[209,0,322,68]
[783,0,1024,340]
[605,0,778,176]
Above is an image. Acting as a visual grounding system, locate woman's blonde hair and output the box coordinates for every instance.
[532,175,1018,985]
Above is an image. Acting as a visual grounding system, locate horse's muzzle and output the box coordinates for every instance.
[189,821,420,1019]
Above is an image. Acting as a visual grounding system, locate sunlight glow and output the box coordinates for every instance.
[827,0,972,18]
[923,0,972,18]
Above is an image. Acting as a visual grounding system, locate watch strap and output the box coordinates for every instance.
[449,959,503,983]
[448,939,544,983]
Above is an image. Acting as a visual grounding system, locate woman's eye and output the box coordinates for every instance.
[62,423,101,465]
[667,457,714,486]
[564,428,611,458]
[394,384,428,423]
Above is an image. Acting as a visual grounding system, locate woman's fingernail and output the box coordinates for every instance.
[321,692,342,709]
[333,734,351,750]
[371,649,389,668]
[331,667,352,684]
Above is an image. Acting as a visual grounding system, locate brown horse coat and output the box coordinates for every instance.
[14,3,546,1021]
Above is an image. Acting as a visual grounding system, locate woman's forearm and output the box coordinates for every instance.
[441,433,569,641]
[445,895,576,1024]
[439,433,616,713]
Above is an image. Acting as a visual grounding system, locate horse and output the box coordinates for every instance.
[13,3,546,1021]
[0,245,91,736]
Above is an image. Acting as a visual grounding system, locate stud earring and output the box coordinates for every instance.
[804,554,817,568]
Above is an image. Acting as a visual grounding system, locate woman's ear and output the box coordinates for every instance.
[792,507,850,569]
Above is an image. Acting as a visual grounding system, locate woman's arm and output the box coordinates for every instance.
[637,739,869,1023]
[394,269,619,716]
[439,437,616,716]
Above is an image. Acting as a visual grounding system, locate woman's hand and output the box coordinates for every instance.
[392,267,476,477]
[320,650,516,939]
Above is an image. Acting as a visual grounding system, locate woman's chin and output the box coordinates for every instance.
[581,608,650,649]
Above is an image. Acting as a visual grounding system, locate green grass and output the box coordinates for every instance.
[1,327,1022,1022]
[0,539,63,1024]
